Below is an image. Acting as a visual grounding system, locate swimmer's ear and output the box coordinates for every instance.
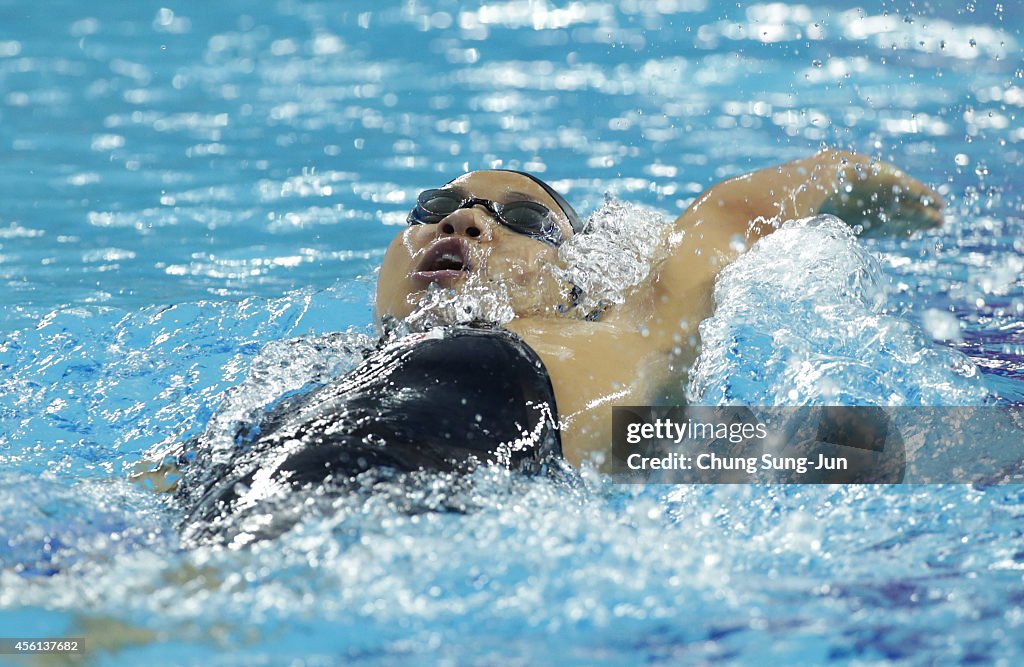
[820,161,944,237]
[379,314,399,336]
[557,283,583,313]
[556,282,607,321]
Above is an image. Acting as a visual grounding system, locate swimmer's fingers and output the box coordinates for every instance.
[821,159,944,237]
[130,457,182,493]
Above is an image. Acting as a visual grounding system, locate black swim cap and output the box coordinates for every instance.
[495,169,585,235]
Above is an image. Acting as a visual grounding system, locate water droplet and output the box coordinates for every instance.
[921,309,962,342]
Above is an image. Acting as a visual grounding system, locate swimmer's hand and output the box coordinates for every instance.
[819,154,944,237]
[130,457,181,493]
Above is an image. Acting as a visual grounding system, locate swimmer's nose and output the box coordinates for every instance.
[437,207,494,242]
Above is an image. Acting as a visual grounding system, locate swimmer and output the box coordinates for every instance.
[161,150,942,543]
[374,150,942,466]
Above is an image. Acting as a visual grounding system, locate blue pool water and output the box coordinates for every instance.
[2,0,1023,664]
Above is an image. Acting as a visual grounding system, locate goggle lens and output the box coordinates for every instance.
[408,189,564,246]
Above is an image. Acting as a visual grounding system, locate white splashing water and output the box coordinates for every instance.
[688,215,988,406]
[558,197,670,317]
[402,272,518,331]
[921,308,963,342]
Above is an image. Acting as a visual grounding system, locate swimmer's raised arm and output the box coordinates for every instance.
[677,149,944,239]
[633,150,944,358]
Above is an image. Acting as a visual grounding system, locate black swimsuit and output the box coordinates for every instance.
[176,326,562,543]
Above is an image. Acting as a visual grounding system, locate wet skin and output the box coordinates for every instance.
[375,152,944,466]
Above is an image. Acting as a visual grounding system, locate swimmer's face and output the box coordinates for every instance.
[375,170,576,323]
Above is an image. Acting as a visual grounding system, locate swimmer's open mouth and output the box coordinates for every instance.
[412,238,473,285]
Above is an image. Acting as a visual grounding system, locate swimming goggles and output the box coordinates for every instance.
[406,188,566,247]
